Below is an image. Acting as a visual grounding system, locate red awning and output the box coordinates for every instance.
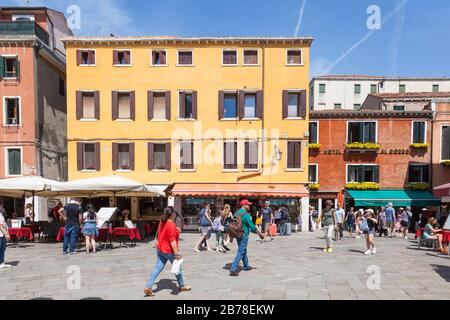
[434,183,450,198]
[171,183,309,198]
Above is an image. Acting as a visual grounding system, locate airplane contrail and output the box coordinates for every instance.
[322,0,409,74]
[295,0,307,37]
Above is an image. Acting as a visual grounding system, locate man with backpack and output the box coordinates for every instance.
[279,205,289,236]
[229,200,264,277]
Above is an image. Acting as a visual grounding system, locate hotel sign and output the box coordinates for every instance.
[321,149,411,155]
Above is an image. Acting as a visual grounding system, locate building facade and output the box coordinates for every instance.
[308,109,441,217]
[310,75,450,111]
[362,92,450,112]
[64,36,313,230]
[0,7,72,218]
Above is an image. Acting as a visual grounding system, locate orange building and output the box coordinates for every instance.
[0,7,72,218]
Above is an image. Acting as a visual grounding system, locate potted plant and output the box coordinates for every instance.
[345,142,381,150]
[407,182,431,191]
[441,160,450,167]
[308,183,320,191]
[410,143,431,149]
[309,143,322,150]
[345,182,380,190]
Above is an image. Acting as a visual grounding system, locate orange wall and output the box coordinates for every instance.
[309,117,432,190]
[0,45,37,177]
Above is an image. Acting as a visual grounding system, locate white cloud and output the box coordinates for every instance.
[294,0,307,37]
[390,0,407,76]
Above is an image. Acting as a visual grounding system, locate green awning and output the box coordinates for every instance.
[346,190,441,207]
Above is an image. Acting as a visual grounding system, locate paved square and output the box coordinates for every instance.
[1,231,449,300]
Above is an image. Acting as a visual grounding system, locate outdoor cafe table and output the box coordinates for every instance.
[8,228,34,244]
[112,227,141,246]
[416,228,450,243]
[56,227,112,242]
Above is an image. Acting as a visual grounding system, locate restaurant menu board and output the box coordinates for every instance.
[443,215,450,230]
[97,207,119,228]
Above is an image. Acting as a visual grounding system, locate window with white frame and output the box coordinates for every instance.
[153,92,167,120]
[118,92,131,119]
[244,93,256,118]
[0,56,19,78]
[347,165,379,183]
[287,49,302,65]
[408,164,429,183]
[288,92,300,118]
[348,122,376,143]
[118,144,131,170]
[309,122,318,144]
[223,50,238,65]
[81,92,95,119]
[309,164,318,183]
[151,50,167,66]
[223,142,237,169]
[113,50,131,65]
[180,141,194,170]
[178,50,193,65]
[3,97,20,125]
[412,121,426,144]
[244,141,258,169]
[6,148,21,176]
[153,144,167,170]
[12,15,35,21]
[243,50,258,65]
[83,143,96,170]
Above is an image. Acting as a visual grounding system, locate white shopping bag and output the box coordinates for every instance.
[171,258,184,275]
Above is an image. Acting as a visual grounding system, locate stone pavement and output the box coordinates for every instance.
[1,231,449,300]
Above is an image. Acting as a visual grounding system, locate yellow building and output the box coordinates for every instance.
[64,36,313,230]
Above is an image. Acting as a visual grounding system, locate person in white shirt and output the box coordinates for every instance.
[0,200,12,269]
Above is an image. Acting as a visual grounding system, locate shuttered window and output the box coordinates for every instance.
[77,50,95,65]
[244,141,258,169]
[224,142,237,169]
[408,165,430,183]
[0,56,20,78]
[180,142,194,170]
[152,50,167,65]
[153,93,167,120]
[287,141,302,169]
[243,50,258,65]
[283,90,306,119]
[244,93,256,118]
[76,91,99,120]
[83,143,96,170]
[154,144,167,170]
[7,148,21,176]
[412,122,426,144]
[348,122,376,143]
[370,84,377,94]
[112,91,135,120]
[113,50,131,65]
[347,165,379,183]
[309,122,318,144]
[179,91,197,119]
[118,92,131,119]
[287,50,302,65]
[354,84,361,94]
[442,126,450,160]
[82,93,95,119]
[118,144,131,170]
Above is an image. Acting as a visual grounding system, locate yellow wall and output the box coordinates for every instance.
[66,41,311,184]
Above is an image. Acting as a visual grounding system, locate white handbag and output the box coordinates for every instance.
[171,258,184,275]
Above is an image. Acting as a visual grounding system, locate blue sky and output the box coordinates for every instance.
[5,0,450,78]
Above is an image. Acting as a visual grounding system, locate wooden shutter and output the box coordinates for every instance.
[256,90,264,119]
[282,90,289,119]
[76,50,82,65]
[223,143,229,169]
[294,142,301,168]
[77,142,83,171]
[129,143,135,170]
[179,92,186,119]
[14,57,20,79]
[88,51,95,65]
[192,91,198,120]
[218,91,225,120]
[130,91,136,121]
[124,51,131,65]
[244,142,250,169]
[287,142,294,169]
[76,91,83,120]
[113,50,119,65]
[165,143,171,171]
[238,91,245,120]
[151,51,156,65]
[373,166,380,183]
[147,91,154,120]
[148,143,154,171]
[299,90,307,118]
[0,57,4,77]
[233,142,237,169]
[112,143,118,170]
[161,51,167,65]
[112,91,118,120]
[94,91,100,120]
[442,127,450,160]
[165,91,171,120]
[94,142,101,171]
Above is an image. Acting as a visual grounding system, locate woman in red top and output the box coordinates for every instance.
[144,207,191,297]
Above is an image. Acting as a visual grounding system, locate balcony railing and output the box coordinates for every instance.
[0,21,49,45]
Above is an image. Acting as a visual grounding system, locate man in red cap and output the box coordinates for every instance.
[230,199,264,276]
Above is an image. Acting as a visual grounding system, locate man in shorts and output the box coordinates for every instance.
[261,201,274,242]
[385,202,396,238]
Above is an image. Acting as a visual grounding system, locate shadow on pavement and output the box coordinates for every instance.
[309,247,325,251]
[80,297,104,300]
[154,279,181,295]
[430,264,450,282]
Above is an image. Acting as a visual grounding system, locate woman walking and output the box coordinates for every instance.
[212,210,226,252]
[194,203,213,252]
[221,204,233,250]
[144,207,191,297]
[345,207,356,238]
[362,209,377,255]
[355,209,364,239]
[401,207,413,240]
[82,204,99,255]
[377,207,388,237]
[320,200,336,253]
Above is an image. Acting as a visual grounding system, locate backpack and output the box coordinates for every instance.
[280,208,288,221]
[228,211,245,239]
[212,217,221,232]
[198,208,211,227]
[360,218,369,232]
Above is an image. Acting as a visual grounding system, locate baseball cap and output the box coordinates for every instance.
[240,199,253,206]
[265,201,271,205]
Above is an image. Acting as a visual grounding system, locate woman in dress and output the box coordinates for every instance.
[221,204,233,250]
[423,217,444,252]
[82,204,99,255]
[194,203,213,252]
[362,209,377,255]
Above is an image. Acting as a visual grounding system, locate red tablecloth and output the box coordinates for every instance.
[416,228,450,243]
[144,224,151,236]
[8,228,33,241]
[113,228,141,241]
[416,228,424,238]
[56,227,112,242]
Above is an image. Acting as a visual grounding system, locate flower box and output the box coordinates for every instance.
[345,142,381,150]
[308,183,320,191]
[410,143,430,149]
[345,182,380,190]
[407,183,430,191]
[441,160,450,167]
[309,144,322,150]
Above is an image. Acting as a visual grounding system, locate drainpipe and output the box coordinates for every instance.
[33,41,44,178]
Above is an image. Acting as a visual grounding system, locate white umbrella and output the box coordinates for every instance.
[0,176,62,198]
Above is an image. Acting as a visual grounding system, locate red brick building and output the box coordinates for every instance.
[308,109,441,215]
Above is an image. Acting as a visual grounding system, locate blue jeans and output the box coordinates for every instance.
[0,237,6,264]
[231,233,250,273]
[146,250,185,289]
[63,224,79,254]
